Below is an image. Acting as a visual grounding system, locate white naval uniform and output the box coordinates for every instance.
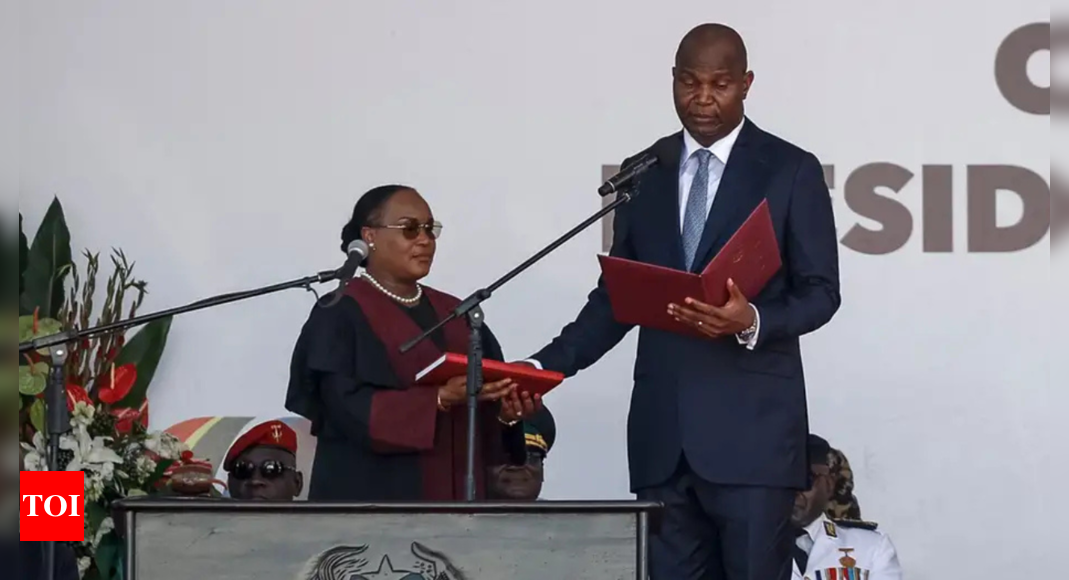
[793,514,903,580]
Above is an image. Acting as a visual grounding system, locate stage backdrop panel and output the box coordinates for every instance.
[16,2,1053,578]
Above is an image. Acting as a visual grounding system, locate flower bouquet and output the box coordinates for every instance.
[17,199,191,580]
[21,401,189,578]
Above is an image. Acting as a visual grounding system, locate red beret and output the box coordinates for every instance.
[224,420,298,470]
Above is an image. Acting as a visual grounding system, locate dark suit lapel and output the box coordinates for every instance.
[641,133,686,270]
[691,120,771,272]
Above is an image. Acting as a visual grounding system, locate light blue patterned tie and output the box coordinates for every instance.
[681,149,721,270]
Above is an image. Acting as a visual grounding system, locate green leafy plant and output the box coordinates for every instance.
[17,198,181,580]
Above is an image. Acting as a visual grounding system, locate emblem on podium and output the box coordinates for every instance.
[298,542,466,580]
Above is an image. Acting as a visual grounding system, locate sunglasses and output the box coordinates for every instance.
[231,459,296,481]
[372,219,443,240]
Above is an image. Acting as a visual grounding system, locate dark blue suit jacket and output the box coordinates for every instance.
[533,119,841,492]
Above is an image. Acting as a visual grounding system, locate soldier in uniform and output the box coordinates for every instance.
[792,435,902,580]
[488,406,555,500]
[224,420,304,501]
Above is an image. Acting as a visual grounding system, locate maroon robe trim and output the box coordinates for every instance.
[344,278,504,500]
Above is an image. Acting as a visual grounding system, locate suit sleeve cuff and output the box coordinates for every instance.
[736,305,761,350]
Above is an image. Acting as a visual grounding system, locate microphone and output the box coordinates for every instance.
[322,240,369,306]
[597,142,668,197]
[335,240,370,283]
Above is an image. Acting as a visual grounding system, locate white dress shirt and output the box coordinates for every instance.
[678,119,744,229]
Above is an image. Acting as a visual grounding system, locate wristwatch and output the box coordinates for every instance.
[738,305,759,341]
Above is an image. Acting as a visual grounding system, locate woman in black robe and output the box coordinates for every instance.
[286,185,539,501]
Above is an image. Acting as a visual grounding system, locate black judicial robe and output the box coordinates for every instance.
[286,278,525,501]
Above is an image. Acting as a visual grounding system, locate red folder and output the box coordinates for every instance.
[598,199,781,337]
[415,353,564,397]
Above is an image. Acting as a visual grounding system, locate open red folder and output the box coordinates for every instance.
[598,199,782,337]
[415,353,564,397]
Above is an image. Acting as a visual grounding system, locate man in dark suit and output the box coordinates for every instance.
[526,23,840,580]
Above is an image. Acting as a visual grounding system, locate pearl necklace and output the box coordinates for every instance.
[362,272,423,305]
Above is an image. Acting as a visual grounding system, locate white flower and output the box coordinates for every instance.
[143,432,162,454]
[61,426,123,479]
[85,472,106,502]
[23,451,47,472]
[168,436,188,460]
[91,516,114,549]
[21,433,48,472]
[69,401,95,429]
[145,431,186,461]
[136,455,156,480]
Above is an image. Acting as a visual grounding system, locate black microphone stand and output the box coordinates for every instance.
[400,186,642,501]
[19,269,351,356]
[20,266,350,580]
[42,343,69,580]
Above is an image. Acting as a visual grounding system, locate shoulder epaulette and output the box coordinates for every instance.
[833,519,879,531]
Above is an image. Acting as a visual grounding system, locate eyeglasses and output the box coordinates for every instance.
[371,219,443,240]
[230,459,297,481]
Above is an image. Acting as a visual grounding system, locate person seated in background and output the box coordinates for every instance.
[489,406,555,500]
[792,434,902,580]
[286,185,541,501]
[224,420,304,501]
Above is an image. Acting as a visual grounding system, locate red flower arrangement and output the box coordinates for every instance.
[17,199,180,580]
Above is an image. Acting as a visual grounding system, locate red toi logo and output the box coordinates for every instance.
[20,471,86,542]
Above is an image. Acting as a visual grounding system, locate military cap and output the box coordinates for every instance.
[223,420,298,471]
[523,407,555,455]
[807,434,832,466]
[826,446,863,520]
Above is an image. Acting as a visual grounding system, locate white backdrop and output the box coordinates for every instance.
[14,1,1053,577]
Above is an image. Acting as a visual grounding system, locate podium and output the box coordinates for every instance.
[113,498,661,579]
